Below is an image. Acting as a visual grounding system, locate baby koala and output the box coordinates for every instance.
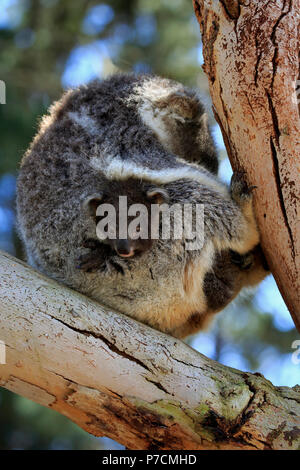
[16,73,268,338]
[79,178,161,265]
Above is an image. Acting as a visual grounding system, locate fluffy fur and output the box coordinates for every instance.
[16,73,268,338]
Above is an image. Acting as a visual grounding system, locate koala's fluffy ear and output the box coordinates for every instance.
[146,188,169,204]
[83,193,104,217]
[156,91,202,122]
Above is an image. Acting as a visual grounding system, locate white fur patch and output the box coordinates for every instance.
[182,239,215,313]
[134,76,186,147]
[138,101,171,147]
[134,76,183,103]
[89,156,228,196]
[68,108,99,136]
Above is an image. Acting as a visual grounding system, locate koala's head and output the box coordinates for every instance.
[84,178,169,258]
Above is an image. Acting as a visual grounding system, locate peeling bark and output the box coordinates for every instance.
[0,252,299,450]
[193,0,300,331]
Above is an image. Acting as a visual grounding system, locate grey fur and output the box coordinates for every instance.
[16,73,268,338]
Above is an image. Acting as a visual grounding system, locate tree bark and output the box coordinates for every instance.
[0,251,299,450]
[193,0,300,331]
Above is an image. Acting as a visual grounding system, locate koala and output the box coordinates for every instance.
[16,73,268,338]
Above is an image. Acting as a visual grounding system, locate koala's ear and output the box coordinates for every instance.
[83,193,104,217]
[156,91,200,122]
[146,188,169,204]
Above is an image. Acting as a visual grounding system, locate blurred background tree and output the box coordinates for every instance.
[0,0,298,450]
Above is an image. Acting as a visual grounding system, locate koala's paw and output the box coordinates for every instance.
[230,250,254,270]
[76,239,104,272]
[76,251,103,272]
[230,171,257,205]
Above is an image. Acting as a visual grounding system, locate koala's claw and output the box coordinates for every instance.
[230,171,257,204]
[230,250,254,270]
[76,250,103,272]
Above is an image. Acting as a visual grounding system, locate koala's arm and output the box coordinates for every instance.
[227,172,260,254]
[196,172,260,256]
[170,245,269,339]
[168,172,268,339]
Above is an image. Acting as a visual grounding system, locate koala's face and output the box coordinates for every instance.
[85,178,169,258]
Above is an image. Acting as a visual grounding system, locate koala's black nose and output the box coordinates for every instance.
[115,240,135,258]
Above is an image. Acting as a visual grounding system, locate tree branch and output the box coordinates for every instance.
[0,251,299,449]
[193,0,300,331]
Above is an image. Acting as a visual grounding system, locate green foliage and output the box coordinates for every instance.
[0,389,103,449]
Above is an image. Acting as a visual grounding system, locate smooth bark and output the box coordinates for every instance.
[0,251,299,449]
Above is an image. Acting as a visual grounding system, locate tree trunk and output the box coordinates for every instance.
[0,251,299,450]
[193,0,300,331]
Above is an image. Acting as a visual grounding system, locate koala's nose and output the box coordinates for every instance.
[115,240,135,258]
